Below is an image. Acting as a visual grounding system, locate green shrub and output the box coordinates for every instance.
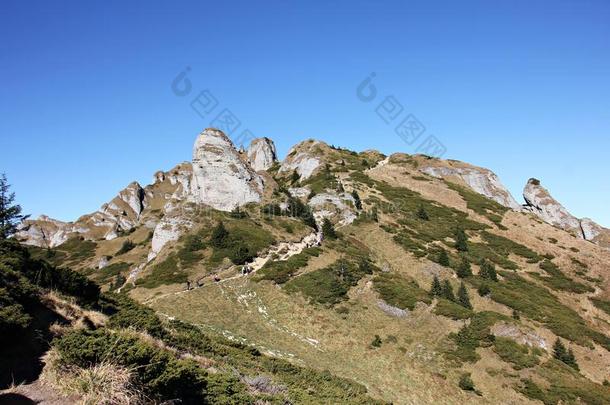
[533,260,594,294]
[103,293,166,338]
[255,247,321,284]
[136,255,187,289]
[493,337,540,370]
[434,298,472,320]
[286,259,373,306]
[53,329,209,403]
[458,373,475,391]
[445,312,506,364]
[370,335,383,348]
[591,298,610,316]
[374,273,431,311]
[476,271,609,350]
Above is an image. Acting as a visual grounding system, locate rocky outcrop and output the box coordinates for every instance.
[247,137,277,172]
[147,202,193,262]
[523,178,610,247]
[309,191,357,227]
[16,216,72,248]
[279,140,323,180]
[419,161,521,210]
[190,128,264,211]
[491,322,547,350]
[523,178,583,235]
[16,182,149,247]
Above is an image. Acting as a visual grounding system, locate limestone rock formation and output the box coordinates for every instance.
[247,137,278,172]
[190,128,264,211]
[279,140,323,180]
[523,178,610,247]
[308,191,357,227]
[523,178,582,235]
[418,160,521,210]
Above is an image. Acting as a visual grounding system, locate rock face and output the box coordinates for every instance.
[247,137,277,171]
[190,128,264,211]
[279,140,323,180]
[523,178,610,247]
[308,191,357,227]
[16,182,149,247]
[523,178,582,235]
[419,162,521,210]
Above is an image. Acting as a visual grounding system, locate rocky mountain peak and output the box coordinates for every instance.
[246,137,277,171]
[190,128,264,211]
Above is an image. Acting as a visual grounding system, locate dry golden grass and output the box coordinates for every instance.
[40,349,146,405]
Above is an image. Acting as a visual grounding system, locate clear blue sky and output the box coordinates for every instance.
[1,0,609,226]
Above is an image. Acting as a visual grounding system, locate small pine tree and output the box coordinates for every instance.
[456,256,472,278]
[479,259,498,281]
[351,190,363,210]
[457,282,472,309]
[553,339,579,370]
[441,280,455,301]
[416,205,429,221]
[0,174,29,239]
[553,339,567,362]
[290,170,300,185]
[322,218,337,240]
[210,221,229,248]
[371,335,383,348]
[438,249,450,267]
[459,373,475,391]
[454,227,469,252]
[430,275,443,297]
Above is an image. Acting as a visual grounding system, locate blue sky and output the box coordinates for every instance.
[1,0,609,226]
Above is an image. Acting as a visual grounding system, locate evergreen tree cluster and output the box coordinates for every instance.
[429,276,472,309]
[553,339,579,370]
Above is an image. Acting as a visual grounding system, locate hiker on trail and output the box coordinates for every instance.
[186,280,191,291]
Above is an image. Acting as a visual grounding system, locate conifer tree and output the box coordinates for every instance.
[430,275,443,297]
[441,280,455,301]
[457,282,472,309]
[416,205,429,221]
[290,170,300,184]
[0,174,28,239]
[322,218,337,240]
[479,259,498,281]
[456,256,472,278]
[454,227,469,252]
[210,221,229,248]
[553,339,579,370]
[438,249,450,267]
[351,190,362,210]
